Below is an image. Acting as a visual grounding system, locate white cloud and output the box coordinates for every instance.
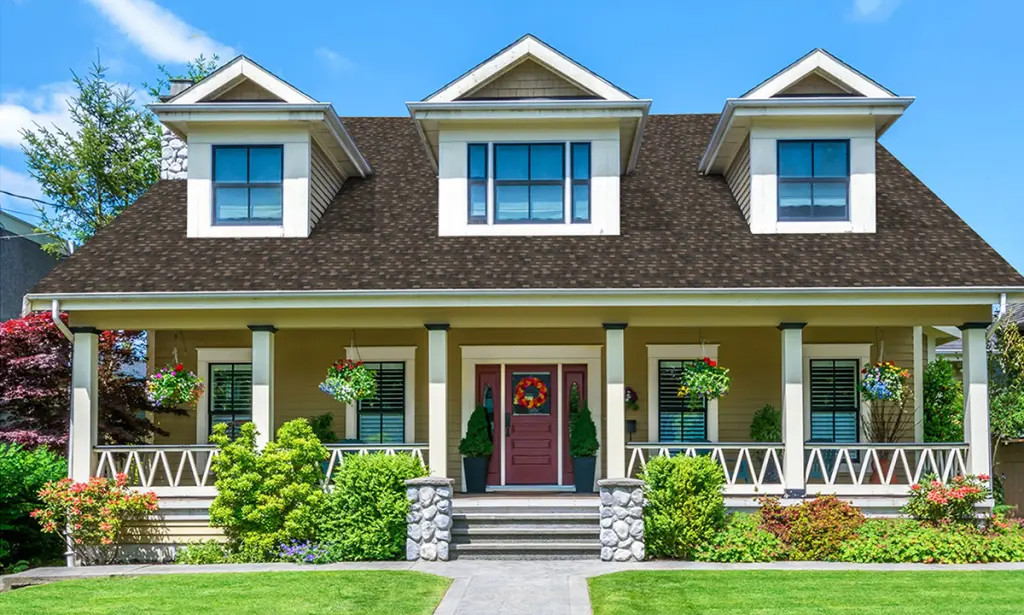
[315,47,353,72]
[0,82,77,149]
[851,0,901,20]
[85,0,234,63]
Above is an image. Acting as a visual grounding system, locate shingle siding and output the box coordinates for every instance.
[309,141,343,228]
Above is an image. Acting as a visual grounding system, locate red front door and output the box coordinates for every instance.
[506,365,558,485]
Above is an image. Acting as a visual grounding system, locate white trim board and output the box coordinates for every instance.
[742,49,896,100]
[646,344,721,442]
[344,346,417,444]
[195,347,253,444]
[169,56,316,105]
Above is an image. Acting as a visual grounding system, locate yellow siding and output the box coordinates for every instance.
[130,519,225,544]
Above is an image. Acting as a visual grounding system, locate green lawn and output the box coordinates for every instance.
[589,570,1024,615]
[0,571,451,615]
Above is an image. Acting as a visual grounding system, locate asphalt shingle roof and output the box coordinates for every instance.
[31,114,1024,294]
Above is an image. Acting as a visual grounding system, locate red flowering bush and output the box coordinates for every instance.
[759,495,865,560]
[31,474,158,564]
[903,473,991,524]
[677,357,731,399]
[146,363,205,409]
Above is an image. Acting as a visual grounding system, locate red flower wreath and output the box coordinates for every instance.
[514,376,549,410]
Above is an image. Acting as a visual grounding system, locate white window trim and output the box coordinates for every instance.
[195,348,253,444]
[802,343,872,443]
[344,346,416,443]
[646,344,720,443]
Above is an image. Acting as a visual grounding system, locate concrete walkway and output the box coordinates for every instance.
[4,560,1024,614]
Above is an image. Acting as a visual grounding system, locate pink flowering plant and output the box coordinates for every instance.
[31,474,158,564]
[146,363,205,409]
[319,359,377,404]
[903,473,991,524]
[678,357,731,400]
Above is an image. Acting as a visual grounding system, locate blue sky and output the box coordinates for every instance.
[1,0,1021,274]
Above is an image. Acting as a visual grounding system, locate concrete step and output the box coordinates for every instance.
[451,527,597,544]
[451,541,602,560]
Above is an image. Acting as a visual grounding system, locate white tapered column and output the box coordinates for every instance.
[960,323,991,478]
[426,324,449,478]
[913,326,925,443]
[779,323,806,496]
[605,323,627,479]
[249,325,276,448]
[69,327,100,482]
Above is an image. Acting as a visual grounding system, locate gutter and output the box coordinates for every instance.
[406,99,653,112]
[51,299,73,342]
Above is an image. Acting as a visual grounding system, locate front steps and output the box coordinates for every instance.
[450,498,601,560]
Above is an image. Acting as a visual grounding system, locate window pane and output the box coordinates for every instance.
[813,142,848,178]
[778,142,812,178]
[529,144,563,180]
[468,144,487,180]
[357,362,405,444]
[530,184,563,221]
[495,145,529,180]
[778,182,812,220]
[215,187,249,221]
[214,147,248,182]
[572,143,590,180]
[250,187,283,221]
[469,183,487,220]
[495,185,529,221]
[209,363,252,438]
[812,183,848,219]
[249,147,282,183]
[572,184,590,222]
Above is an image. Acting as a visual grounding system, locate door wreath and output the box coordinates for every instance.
[514,376,549,410]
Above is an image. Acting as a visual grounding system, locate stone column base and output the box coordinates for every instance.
[405,477,454,561]
[598,478,645,562]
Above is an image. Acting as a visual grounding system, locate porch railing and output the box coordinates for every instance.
[804,443,969,496]
[322,443,428,487]
[626,442,786,495]
[94,445,220,494]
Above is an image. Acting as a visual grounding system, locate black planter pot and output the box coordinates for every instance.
[463,456,489,493]
[573,456,597,493]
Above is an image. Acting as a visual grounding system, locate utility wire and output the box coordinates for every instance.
[0,190,57,209]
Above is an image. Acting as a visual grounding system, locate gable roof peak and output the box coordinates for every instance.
[741,47,898,99]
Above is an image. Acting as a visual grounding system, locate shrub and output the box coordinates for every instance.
[759,495,864,561]
[694,513,785,562]
[173,540,229,565]
[308,413,338,444]
[749,404,781,442]
[319,451,427,561]
[459,405,493,458]
[923,358,963,442]
[0,444,66,571]
[32,474,158,565]
[569,401,599,457]
[642,454,726,559]
[836,517,1024,564]
[903,474,991,524]
[209,420,328,562]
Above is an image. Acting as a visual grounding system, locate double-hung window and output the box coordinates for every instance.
[657,360,708,442]
[808,359,860,443]
[208,363,253,438]
[213,145,284,224]
[357,361,406,443]
[777,140,849,221]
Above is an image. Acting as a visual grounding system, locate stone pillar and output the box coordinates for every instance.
[960,323,991,478]
[779,322,806,497]
[249,325,276,448]
[604,323,627,479]
[598,478,645,562]
[405,477,454,562]
[160,127,187,180]
[69,327,100,482]
[425,324,449,478]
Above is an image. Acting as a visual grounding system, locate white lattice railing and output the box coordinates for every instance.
[627,442,786,495]
[94,445,220,493]
[322,444,428,486]
[804,443,969,496]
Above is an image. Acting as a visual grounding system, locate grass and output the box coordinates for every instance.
[589,570,1024,615]
[0,571,451,615]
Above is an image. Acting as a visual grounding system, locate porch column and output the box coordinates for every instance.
[960,322,991,478]
[779,323,806,496]
[926,334,937,364]
[604,323,627,479]
[913,326,925,443]
[426,324,449,478]
[249,325,276,448]
[69,327,99,482]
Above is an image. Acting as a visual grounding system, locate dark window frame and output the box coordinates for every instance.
[208,362,253,438]
[570,142,591,223]
[657,359,709,443]
[777,139,850,222]
[493,142,566,225]
[356,361,406,444]
[212,144,284,226]
[808,358,861,444]
[467,143,488,225]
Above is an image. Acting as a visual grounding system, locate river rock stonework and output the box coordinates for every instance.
[405,477,454,562]
[160,127,187,180]
[598,478,645,562]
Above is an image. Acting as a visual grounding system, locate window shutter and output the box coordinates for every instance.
[209,363,253,437]
[809,359,859,443]
[657,360,708,442]
[357,362,405,443]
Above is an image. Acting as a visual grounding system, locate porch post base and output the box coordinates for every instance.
[598,478,645,562]
[405,477,454,562]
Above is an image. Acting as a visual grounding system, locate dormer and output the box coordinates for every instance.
[149,56,371,238]
[700,49,914,234]
[408,35,651,237]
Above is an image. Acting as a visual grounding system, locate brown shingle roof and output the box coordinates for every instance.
[31,114,1024,294]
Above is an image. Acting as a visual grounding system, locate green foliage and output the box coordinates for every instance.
[904,474,991,524]
[677,358,730,399]
[0,444,66,571]
[319,452,427,561]
[759,495,864,561]
[144,54,220,99]
[694,513,785,562]
[173,540,229,565]
[459,405,493,457]
[308,413,338,444]
[836,517,1024,564]
[20,61,161,254]
[641,455,726,559]
[923,358,964,442]
[208,420,328,561]
[569,401,600,457]
[749,404,781,442]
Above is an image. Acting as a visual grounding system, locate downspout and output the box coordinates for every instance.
[51,299,73,342]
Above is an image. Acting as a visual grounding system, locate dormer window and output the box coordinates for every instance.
[213,145,284,225]
[777,140,849,222]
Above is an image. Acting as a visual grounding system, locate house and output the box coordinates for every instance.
[22,36,1024,553]
[1,210,59,321]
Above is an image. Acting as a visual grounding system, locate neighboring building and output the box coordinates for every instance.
[0,210,59,321]
[24,36,1024,554]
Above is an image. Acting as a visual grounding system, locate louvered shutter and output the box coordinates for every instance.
[357,362,406,443]
[209,363,253,438]
[809,359,859,443]
[658,360,708,442]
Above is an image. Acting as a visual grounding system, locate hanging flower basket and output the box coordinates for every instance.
[859,361,910,401]
[146,364,205,408]
[319,359,378,404]
[677,357,731,400]
[624,386,640,412]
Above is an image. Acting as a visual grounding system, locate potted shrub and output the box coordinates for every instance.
[569,401,600,492]
[749,404,782,483]
[459,405,493,493]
